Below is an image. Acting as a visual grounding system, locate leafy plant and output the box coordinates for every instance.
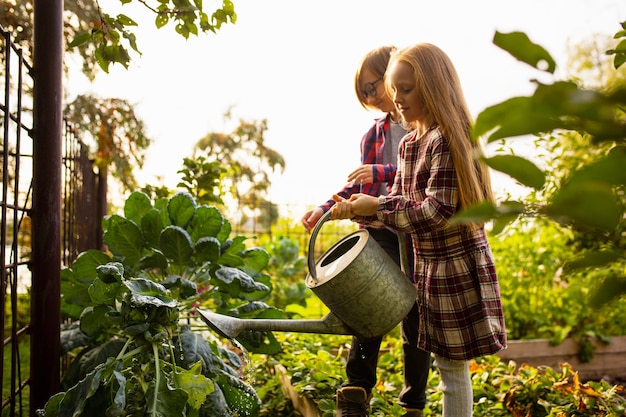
[261,236,309,310]
[248,330,626,416]
[39,191,286,416]
[454,24,626,313]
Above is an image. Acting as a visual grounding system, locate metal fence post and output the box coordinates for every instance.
[31,0,63,414]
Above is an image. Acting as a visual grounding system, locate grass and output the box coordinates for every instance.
[2,338,31,416]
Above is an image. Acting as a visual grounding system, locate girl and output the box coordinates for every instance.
[330,43,507,417]
[301,46,431,417]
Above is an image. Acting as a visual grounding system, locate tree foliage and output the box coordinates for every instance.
[1,0,238,191]
[193,113,286,228]
[0,0,236,79]
[64,94,151,190]
[455,22,626,306]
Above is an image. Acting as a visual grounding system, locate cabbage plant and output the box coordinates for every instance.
[38,191,282,417]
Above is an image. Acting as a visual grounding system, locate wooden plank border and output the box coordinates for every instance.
[495,336,626,381]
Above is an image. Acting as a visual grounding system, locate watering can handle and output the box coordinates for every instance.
[307,208,334,282]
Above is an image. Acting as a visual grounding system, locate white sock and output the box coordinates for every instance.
[434,355,473,417]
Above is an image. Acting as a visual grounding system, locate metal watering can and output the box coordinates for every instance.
[198,209,417,340]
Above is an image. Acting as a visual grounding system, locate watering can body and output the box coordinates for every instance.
[199,210,417,340]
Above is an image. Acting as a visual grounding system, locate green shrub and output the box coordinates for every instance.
[490,218,626,352]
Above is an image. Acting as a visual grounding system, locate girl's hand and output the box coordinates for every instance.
[301,207,324,233]
[330,194,378,220]
[347,164,375,186]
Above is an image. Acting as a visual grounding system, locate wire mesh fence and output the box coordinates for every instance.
[1,24,35,417]
[228,199,360,263]
[1,24,104,416]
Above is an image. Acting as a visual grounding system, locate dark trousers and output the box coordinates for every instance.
[344,227,431,409]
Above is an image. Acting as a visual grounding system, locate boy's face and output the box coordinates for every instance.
[388,61,425,124]
[360,68,395,113]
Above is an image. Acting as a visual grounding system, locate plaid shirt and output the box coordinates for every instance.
[319,114,400,212]
[361,126,507,360]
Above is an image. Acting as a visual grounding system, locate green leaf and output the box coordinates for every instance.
[138,251,169,273]
[60,322,91,355]
[174,362,214,409]
[217,218,232,243]
[95,45,111,73]
[590,274,626,308]
[450,201,497,225]
[566,145,626,187]
[493,31,556,73]
[474,96,561,142]
[68,31,92,48]
[116,13,137,26]
[241,248,270,274]
[451,200,525,234]
[474,81,626,142]
[218,236,248,266]
[215,370,261,416]
[89,263,125,305]
[155,13,169,28]
[146,369,188,417]
[236,329,281,355]
[189,205,224,242]
[490,215,517,235]
[484,154,545,189]
[491,201,526,235]
[80,305,116,338]
[38,361,109,416]
[174,325,219,375]
[194,236,221,263]
[142,208,165,248]
[124,278,177,308]
[201,384,232,416]
[96,262,125,284]
[213,266,269,296]
[162,275,198,299]
[70,250,113,285]
[103,215,145,265]
[544,182,622,231]
[88,276,123,305]
[61,340,126,389]
[106,370,127,416]
[160,226,194,266]
[562,249,624,273]
[168,192,197,227]
[61,268,91,319]
[124,191,153,225]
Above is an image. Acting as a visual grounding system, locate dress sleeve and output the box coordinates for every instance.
[376,130,458,235]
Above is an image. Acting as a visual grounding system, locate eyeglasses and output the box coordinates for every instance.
[362,77,383,98]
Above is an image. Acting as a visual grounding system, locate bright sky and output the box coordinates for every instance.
[69,0,626,219]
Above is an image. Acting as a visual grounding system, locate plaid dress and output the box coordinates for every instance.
[370,125,507,360]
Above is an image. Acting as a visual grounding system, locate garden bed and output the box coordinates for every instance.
[495,336,626,382]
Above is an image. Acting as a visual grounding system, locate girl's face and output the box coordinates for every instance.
[388,61,425,124]
[360,68,395,113]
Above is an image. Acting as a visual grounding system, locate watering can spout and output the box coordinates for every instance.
[197,308,355,340]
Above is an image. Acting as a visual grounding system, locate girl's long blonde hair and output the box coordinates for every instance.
[389,43,494,210]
